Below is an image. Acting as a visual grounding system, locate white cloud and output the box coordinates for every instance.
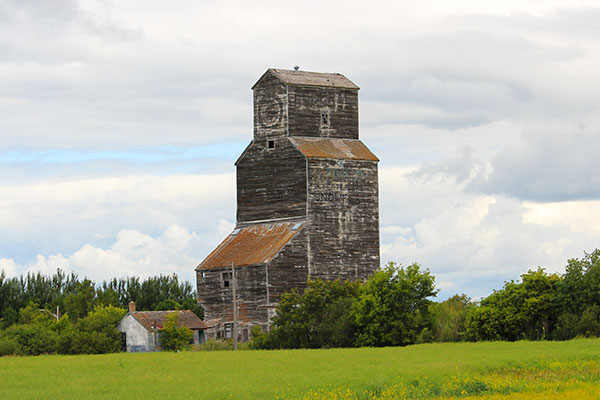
[470,123,600,201]
[0,258,18,277]
[380,164,600,298]
[0,173,235,262]
[2,224,216,283]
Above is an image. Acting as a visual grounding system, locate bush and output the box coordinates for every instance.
[0,335,22,356]
[4,323,58,355]
[57,305,126,354]
[160,312,193,351]
[249,326,271,349]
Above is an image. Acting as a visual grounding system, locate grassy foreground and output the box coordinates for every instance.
[1,340,599,399]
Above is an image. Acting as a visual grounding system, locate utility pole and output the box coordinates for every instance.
[232,262,238,351]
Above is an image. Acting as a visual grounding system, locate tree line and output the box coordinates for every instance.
[0,271,202,356]
[0,270,202,327]
[252,249,600,349]
[2,248,599,355]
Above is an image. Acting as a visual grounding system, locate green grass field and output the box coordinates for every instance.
[1,339,599,399]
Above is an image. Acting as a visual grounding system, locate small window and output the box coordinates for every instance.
[321,110,330,127]
[224,323,233,339]
[222,271,232,288]
[267,139,275,149]
[201,272,206,279]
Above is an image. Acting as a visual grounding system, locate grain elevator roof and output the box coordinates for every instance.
[253,68,359,90]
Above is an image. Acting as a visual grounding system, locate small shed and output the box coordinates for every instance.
[118,302,206,352]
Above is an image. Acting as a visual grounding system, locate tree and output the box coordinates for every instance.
[429,294,476,342]
[269,279,361,349]
[63,279,97,320]
[353,262,438,347]
[467,268,560,341]
[159,312,193,351]
[57,305,126,354]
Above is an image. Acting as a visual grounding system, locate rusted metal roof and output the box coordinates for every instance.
[131,310,206,331]
[289,137,379,161]
[253,68,359,90]
[197,221,304,270]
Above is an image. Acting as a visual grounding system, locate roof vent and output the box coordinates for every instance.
[294,65,300,71]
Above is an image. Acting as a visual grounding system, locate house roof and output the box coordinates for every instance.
[290,137,379,161]
[196,221,304,270]
[131,310,206,331]
[253,68,359,90]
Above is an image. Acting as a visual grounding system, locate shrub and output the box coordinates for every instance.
[4,323,58,355]
[0,334,22,356]
[160,312,193,351]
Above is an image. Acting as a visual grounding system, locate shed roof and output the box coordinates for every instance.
[131,310,205,331]
[290,137,379,161]
[253,68,359,90]
[196,221,304,270]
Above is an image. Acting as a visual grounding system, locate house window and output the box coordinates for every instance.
[321,110,330,127]
[222,271,232,288]
[224,323,233,339]
[267,139,275,149]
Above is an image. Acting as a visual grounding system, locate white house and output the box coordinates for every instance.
[118,301,206,352]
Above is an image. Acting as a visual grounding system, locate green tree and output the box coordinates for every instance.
[429,294,476,342]
[353,262,438,347]
[467,268,560,341]
[269,279,361,349]
[57,305,126,355]
[159,312,193,351]
[63,279,97,320]
[154,299,182,311]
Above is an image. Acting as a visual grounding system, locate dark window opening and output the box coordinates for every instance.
[267,139,275,149]
[222,271,232,288]
[321,110,330,127]
[224,323,233,339]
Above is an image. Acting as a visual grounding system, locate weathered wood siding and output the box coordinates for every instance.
[287,86,358,139]
[196,227,308,329]
[306,159,380,280]
[267,226,309,303]
[253,71,288,140]
[236,139,307,223]
[197,265,269,328]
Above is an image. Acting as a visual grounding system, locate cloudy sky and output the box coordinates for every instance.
[1,0,599,299]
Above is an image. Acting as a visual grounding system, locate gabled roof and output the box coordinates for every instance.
[290,137,379,161]
[252,68,359,90]
[130,310,205,331]
[197,221,304,270]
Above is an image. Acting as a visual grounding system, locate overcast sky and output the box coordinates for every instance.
[1,0,599,299]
